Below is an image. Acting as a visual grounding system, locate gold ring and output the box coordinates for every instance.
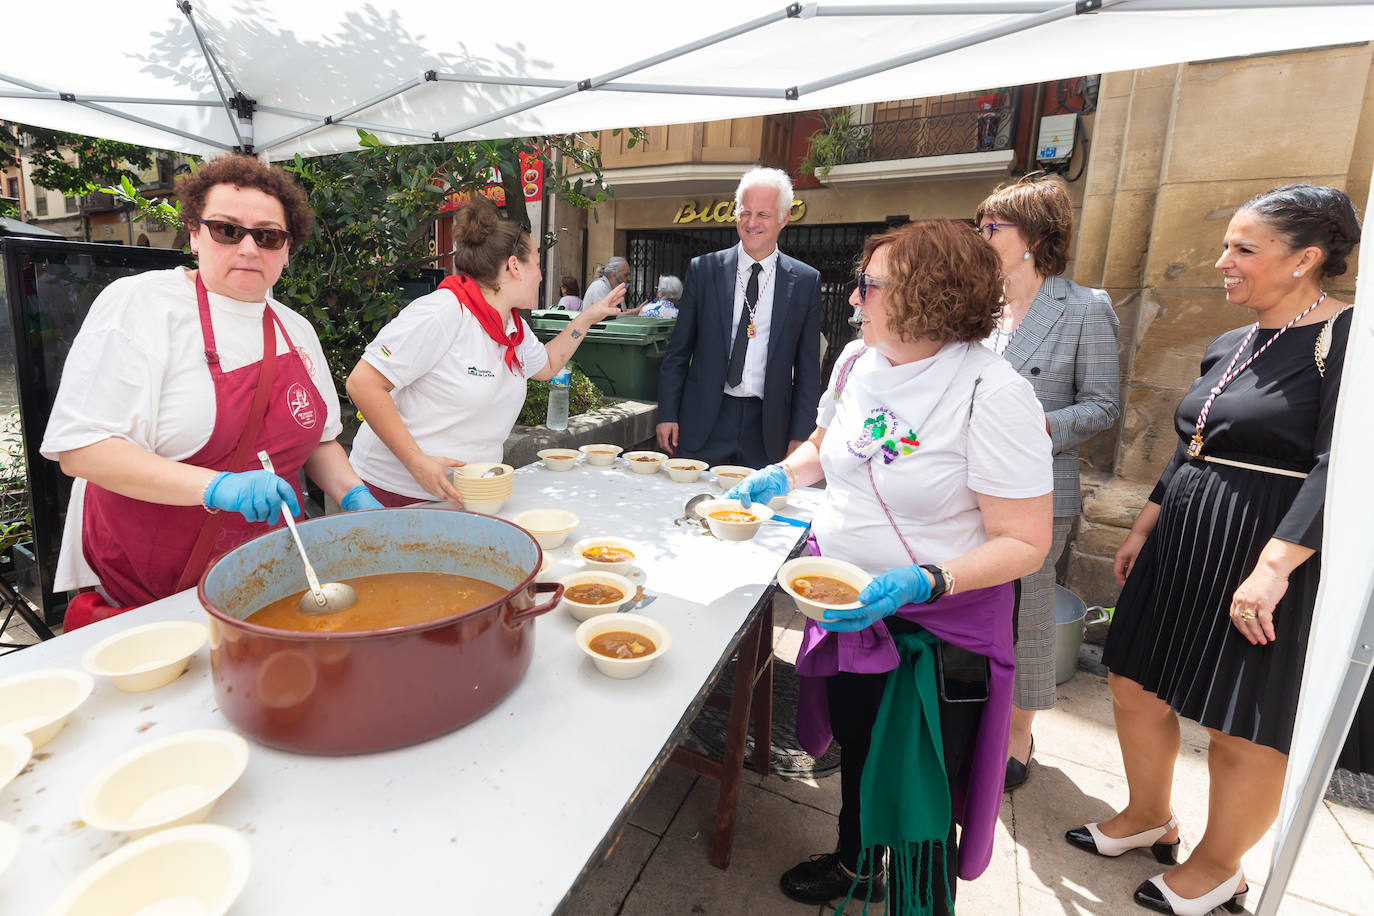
[1240,611,1257,620]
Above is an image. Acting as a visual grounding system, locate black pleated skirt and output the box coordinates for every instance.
[1103,460,1321,755]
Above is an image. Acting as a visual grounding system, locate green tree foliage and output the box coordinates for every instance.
[516,366,608,428]
[0,123,160,197]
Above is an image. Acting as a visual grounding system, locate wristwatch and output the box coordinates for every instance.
[919,564,954,603]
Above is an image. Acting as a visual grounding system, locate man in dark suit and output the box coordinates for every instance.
[656,167,822,468]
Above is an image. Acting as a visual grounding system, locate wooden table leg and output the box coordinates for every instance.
[750,608,773,777]
[706,612,764,868]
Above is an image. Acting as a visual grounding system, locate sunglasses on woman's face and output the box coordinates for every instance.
[198,218,292,250]
[855,270,890,303]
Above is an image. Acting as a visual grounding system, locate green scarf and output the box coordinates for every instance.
[840,630,953,915]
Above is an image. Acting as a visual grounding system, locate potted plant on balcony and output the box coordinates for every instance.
[800,108,873,182]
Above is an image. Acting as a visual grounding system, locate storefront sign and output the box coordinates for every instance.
[672,198,806,224]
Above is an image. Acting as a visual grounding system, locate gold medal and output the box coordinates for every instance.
[1187,432,1203,458]
[747,320,757,339]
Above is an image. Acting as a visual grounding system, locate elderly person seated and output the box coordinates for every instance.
[729,219,1052,913]
[634,275,683,318]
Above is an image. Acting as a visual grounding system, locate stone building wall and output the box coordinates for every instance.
[1066,44,1372,607]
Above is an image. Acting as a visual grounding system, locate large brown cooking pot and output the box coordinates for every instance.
[198,508,563,754]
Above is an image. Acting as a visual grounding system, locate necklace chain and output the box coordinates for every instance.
[1187,292,1326,458]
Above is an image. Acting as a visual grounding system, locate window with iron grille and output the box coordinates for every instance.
[626,221,887,382]
[64,196,78,214]
[35,195,48,216]
[5,177,17,199]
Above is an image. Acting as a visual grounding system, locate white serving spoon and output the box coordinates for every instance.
[256,451,357,614]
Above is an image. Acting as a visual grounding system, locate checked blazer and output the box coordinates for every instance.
[996,274,1121,517]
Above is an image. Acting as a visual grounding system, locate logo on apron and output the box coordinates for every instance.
[287,383,317,430]
[293,345,315,377]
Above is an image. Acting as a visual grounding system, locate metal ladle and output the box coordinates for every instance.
[257,451,357,614]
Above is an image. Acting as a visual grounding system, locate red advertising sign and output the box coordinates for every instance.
[438,152,543,212]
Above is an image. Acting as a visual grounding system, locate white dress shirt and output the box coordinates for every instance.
[722,243,780,399]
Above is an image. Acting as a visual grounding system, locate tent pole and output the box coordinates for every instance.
[0,90,225,108]
[256,76,426,154]
[1258,575,1374,915]
[176,0,247,151]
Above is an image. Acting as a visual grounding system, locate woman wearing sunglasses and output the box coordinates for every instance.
[40,154,380,630]
[973,174,1121,790]
[728,220,1052,913]
[344,194,625,506]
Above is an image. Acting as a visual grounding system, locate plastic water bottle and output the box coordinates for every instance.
[546,367,571,430]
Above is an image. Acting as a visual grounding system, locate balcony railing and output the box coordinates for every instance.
[842,105,1014,164]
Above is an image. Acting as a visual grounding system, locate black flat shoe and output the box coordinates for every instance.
[1132,868,1247,915]
[1004,736,1033,791]
[779,852,885,905]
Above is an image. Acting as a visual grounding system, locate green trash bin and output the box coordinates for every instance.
[526,311,676,401]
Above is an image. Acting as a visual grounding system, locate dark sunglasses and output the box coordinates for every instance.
[976,222,1015,241]
[198,218,292,250]
[511,221,533,258]
[855,271,890,303]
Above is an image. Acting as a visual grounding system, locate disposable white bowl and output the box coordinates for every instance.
[0,731,33,793]
[576,613,671,679]
[513,509,580,549]
[572,537,640,576]
[0,668,94,749]
[777,556,874,622]
[454,461,515,481]
[579,443,623,466]
[559,570,637,621]
[452,463,516,503]
[536,448,580,471]
[695,498,774,541]
[461,497,508,514]
[663,458,708,483]
[769,493,790,511]
[710,464,754,492]
[46,824,251,916]
[0,820,16,878]
[81,620,208,693]
[80,729,250,838]
[622,450,668,474]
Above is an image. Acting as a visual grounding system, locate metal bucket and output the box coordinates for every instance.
[1054,585,1110,685]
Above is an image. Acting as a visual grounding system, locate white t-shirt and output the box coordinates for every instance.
[348,287,548,498]
[40,267,344,590]
[811,340,1052,575]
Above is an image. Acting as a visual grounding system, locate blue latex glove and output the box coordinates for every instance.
[820,565,933,632]
[204,470,300,525]
[341,484,384,512]
[726,464,790,509]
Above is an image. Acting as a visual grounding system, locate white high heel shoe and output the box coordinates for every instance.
[1133,866,1247,915]
[1064,814,1180,863]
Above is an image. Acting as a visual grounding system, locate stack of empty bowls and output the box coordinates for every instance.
[453,463,516,513]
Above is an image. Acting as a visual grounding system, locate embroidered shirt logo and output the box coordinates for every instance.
[292,345,315,377]
[466,366,495,378]
[286,382,317,430]
[846,407,919,464]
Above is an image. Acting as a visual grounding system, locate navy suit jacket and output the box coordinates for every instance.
[657,246,822,461]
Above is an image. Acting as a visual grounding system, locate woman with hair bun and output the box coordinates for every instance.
[346,195,625,506]
[1065,184,1360,915]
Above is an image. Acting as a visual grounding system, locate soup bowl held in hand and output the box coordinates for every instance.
[559,570,636,621]
[573,537,639,575]
[777,556,874,622]
[576,613,671,679]
[694,498,773,541]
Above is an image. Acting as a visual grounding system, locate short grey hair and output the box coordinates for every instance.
[601,256,629,280]
[656,274,683,301]
[735,167,793,218]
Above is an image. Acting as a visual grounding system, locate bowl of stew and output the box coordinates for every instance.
[579,443,623,467]
[573,537,640,575]
[575,612,671,679]
[694,498,774,541]
[777,556,874,621]
[664,458,708,483]
[622,450,668,474]
[536,448,580,471]
[710,465,754,491]
[558,570,636,620]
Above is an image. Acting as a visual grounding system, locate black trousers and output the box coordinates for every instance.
[826,617,986,915]
[693,394,772,468]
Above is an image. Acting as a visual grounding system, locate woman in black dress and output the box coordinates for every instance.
[1063,185,1360,916]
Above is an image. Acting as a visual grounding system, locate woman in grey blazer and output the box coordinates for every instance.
[975,175,1121,789]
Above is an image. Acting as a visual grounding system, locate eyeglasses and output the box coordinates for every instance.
[198,219,291,250]
[855,271,890,303]
[511,221,533,259]
[976,222,1015,240]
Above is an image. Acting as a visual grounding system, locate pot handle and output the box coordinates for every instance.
[1085,606,1112,626]
[509,581,565,624]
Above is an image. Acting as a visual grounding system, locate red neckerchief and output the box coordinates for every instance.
[438,274,526,375]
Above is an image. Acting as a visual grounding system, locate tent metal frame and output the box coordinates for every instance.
[4,0,1369,157]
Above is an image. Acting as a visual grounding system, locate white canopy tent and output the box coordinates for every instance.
[3,2,1374,911]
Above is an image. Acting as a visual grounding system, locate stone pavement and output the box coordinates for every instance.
[563,598,1374,915]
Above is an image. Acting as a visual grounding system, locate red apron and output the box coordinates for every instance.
[69,274,325,628]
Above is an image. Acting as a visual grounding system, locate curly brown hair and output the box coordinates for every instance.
[860,220,1002,344]
[974,173,1072,277]
[175,154,314,242]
